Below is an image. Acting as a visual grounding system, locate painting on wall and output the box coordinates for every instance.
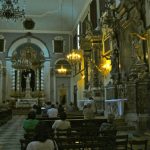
[0,39,5,52]
[53,40,64,53]
[103,36,111,54]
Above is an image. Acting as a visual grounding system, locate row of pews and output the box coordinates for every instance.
[0,108,12,126]
[20,115,108,150]
[20,113,148,150]
[20,114,135,150]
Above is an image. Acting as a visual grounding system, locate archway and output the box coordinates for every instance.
[55,59,72,105]
[6,36,50,101]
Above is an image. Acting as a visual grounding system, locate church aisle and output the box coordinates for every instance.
[0,115,25,150]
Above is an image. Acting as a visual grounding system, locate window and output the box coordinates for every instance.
[53,40,64,53]
[0,35,5,52]
[104,37,111,53]
[103,35,111,55]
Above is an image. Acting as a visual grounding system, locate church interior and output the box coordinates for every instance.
[0,0,150,149]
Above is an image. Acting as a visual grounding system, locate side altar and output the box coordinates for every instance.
[105,99,127,117]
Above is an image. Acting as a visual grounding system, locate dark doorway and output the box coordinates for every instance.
[73,85,78,109]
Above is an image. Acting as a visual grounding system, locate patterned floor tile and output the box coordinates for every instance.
[0,115,25,150]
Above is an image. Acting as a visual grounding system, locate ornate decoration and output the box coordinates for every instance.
[23,18,35,30]
[12,45,44,70]
[0,0,25,21]
[66,49,81,65]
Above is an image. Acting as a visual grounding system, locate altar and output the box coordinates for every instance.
[105,98,127,117]
[16,98,38,108]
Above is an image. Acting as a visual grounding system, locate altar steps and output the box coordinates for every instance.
[12,108,31,115]
[115,118,136,133]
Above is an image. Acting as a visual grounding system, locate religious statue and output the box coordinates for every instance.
[25,73,31,89]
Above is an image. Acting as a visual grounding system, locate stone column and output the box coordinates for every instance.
[36,69,39,91]
[147,30,150,72]
[11,68,15,91]
[91,43,100,88]
[136,80,150,131]
[125,82,138,129]
[125,80,150,131]
[17,70,20,91]
[0,65,2,103]
[41,68,44,91]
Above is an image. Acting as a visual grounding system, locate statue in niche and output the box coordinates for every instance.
[21,70,28,92]
[25,73,31,89]
[21,69,35,92]
[130,3,146,64]
[131,35,144,64]
[110,48,119,82]
[85,20,93,37]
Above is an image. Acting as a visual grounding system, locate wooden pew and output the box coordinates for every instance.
[20,117,107,149]
[55,135,116,150]
[37,118,107,129]
[0,109,12,126]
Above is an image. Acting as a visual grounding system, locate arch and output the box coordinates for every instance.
[55,58,69,65]
[0,60,2,69]
[7,37,50,58]
[55,59,71,69]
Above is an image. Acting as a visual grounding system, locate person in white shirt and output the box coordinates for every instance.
[52,112,71,130]
[26,121,57,150]
[89,97,97,114]
[83,103,95,119]
[83,97,97,114]
[47,104,58,118]
[52,112,71,138]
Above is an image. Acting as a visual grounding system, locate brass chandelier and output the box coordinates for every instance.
[57,65,67,74]
[66,49,81,65]
[0,0,25,20]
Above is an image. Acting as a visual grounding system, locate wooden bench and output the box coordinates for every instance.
[20,118,107,150]
[116,134,128,150]
[55,135,116,150]
[0,109,12,126]
[129,139,148,150]
[38,118,107,129]
[21,127,117,150]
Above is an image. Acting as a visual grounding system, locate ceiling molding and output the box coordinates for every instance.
[72,0,91,33]
[26,0,62,18]
[0,29,72,35]
[26,10,58,18]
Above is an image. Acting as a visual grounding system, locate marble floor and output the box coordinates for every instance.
[0,115,25,150]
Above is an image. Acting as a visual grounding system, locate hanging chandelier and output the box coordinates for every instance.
[66,49,81,65]
[0,0,25,21]
[57,65,67,74]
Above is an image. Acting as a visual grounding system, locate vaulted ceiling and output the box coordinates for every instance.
[0,0,91,34]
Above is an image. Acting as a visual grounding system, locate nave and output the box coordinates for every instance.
[0,115,25,150]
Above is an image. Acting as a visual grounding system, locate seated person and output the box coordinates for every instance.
[66,102,76,112]
[83,103,95,119]
[26,121,58,150]
[23,111,39,140]
[52,112,71,130]
[47,104,58,118]
[30,104,38,113]
[99,113,116,136]
[58,104,65,116]
[23,111,39,134]
[52,112,71,138]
